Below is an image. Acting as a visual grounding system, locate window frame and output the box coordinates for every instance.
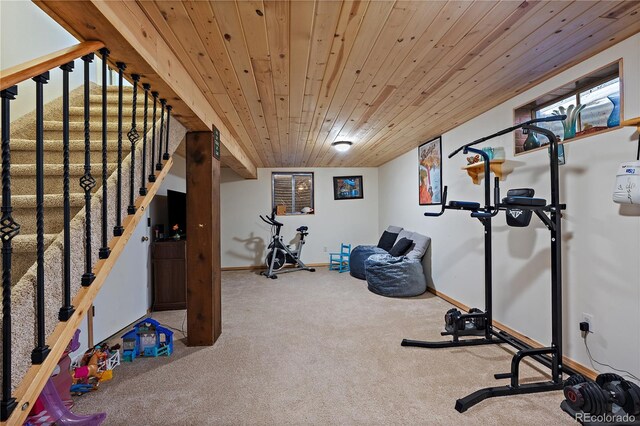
[513,59,623,156]
[532,75,620,133]
[271,172,315,215]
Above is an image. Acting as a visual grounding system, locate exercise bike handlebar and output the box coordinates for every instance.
[260,214,283,227]
[447,115,566,159]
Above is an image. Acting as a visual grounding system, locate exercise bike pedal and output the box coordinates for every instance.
[494,373,513,380]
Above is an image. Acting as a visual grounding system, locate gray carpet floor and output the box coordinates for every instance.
[72,269,572,425]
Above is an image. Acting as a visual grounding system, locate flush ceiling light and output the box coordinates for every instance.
[331,141,353,152]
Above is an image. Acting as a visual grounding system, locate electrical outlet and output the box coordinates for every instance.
[582,313,594,333]
[323,246,328,252]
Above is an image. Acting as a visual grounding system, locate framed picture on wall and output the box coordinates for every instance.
[333,176,364,200]
[418,136,443,205]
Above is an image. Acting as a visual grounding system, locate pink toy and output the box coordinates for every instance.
[34,379,106,425]
[52,329,81,408]
[26,330,107,425]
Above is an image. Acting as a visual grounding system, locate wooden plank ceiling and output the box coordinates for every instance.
[138,0,640,169]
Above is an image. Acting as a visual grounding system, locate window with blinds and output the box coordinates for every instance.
[272,172,314,215]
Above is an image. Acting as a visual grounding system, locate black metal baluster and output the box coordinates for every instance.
[80,54,96,287]
[99,48,111,259]
[139,84,150,195]
[163,105,171,160]
[114,62,126,237]
[1,85,19,422]
[31,72,50,365]
[127,74,140,215]
[148,92,158,182]
[155,99,166,171]
[59,61,75,321]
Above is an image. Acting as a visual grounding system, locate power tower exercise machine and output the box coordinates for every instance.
[402,116,572,412]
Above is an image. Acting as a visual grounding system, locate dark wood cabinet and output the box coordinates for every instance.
[151,240,186,311]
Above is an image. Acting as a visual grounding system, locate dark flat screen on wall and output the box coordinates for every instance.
[167,190,187,237]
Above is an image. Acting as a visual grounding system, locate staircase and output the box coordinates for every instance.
[4,85,128,285]
[1,42,186,424]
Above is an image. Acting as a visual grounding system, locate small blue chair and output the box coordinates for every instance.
[329,243,351,273]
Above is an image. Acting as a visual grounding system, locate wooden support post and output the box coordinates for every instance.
[186,131,221,345]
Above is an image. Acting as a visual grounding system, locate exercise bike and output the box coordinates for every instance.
[260,210,315,279]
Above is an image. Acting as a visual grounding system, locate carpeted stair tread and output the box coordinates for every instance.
[3,193,86,234]
[44,121,123,132]
[2,233,58,286]
[11,139,122,151]
[103,86,133,93]
[88,94,134,105]
[12,163,118,176]
[5,193,85,208]
[10,163,116,195]
[10,233,58,252]
[69,106,145,117]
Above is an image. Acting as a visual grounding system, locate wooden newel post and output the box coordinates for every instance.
[186,129,222,346]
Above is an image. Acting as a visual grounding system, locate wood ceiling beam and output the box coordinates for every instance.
[35,0,257,179]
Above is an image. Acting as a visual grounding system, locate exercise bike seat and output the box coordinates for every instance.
[296,226,308,232]
[449,200,481,210]
[502,196,547,207]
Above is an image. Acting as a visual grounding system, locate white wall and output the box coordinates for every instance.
[92,209,152,344]
[0,1,92,119]
[0,1,128,122]
[155,154,187,196]
[378,34,640,382]
[221,167,379,268]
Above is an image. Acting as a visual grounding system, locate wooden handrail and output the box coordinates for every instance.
[0,41,104,91]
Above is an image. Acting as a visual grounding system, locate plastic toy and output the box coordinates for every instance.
[36,379,106,425]
[26,330,106,425]
[121,318,173,362]
[70,342,121,386]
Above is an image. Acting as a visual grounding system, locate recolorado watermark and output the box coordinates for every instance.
[575,412,636,423]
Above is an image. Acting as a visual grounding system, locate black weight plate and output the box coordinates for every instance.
[621,380,640,416]
[585,382,605,415]
[581,383,596,414]
[444,308,460,326]
[584,382,602,416]
[592,383,609,416]
[596,373,625,387]
[565,374,587,387]
[564,386,585,410]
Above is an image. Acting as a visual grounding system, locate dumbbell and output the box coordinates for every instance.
[564,373,640,417]
[468,308,486,330]
[564,380,610,416]
[596,373,640,416]
[444,308,462,333]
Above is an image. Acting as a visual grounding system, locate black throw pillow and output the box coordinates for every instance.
[377,231,399,251]
[389,238,413,257]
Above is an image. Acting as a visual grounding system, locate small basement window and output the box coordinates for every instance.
[514,60,622,155]
[272,172,314,215]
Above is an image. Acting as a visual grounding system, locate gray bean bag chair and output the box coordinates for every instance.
[365,254,427,297]
[349,245,387,280]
